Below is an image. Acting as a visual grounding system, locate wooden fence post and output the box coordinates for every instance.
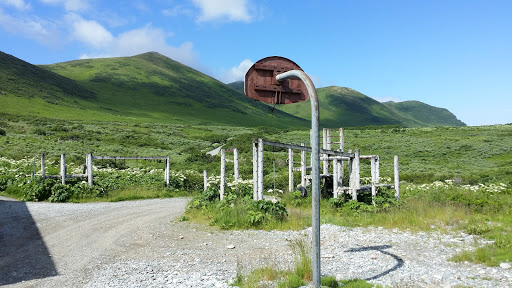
[41,154,45,179]
[234,148,239,181]
[165,156,170,187]
[371,156,377,205]
[253,142,258,200]
[323,128,328,175]
[375,155,380,181]
[87,153,93,186]
[350,149,360,201]
[288,148,293,192]
[394,155,400,200]
[60,154,66,185]
[333,157,339,198]
[348,149,353,198]
[354,150,360,190]
[339,128,344,185]
[204,169,208,191]
[301,143,306,187]
[220,149,225,200]
[257,138,264,200]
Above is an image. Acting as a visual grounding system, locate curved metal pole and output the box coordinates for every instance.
[276,70,321,287]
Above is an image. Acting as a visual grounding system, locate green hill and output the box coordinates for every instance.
[227,80,245,94]
[278,86,401,127]
[383,100,465,127]
[0,51,308,128]
[228,81,465,128]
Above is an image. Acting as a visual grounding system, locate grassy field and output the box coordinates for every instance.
[1,115,511,285]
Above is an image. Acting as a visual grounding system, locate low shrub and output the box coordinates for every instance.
[22,178,55,201]
[186,179,289,229]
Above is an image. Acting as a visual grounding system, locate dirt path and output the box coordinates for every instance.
[0,197,196,287]
[1,197,292,288]
[1,196,510,287]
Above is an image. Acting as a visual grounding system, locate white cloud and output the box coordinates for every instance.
[219,59,254,83]
[162,5,193,17]
[40,0,89,11]
[1,0,31,10]
[0,9,61,46]
[67,13,113,48]
[374,96,403,103]
[77,24,199,69]
[192,0,252,22]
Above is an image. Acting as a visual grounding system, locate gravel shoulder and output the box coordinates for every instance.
[1,196,511,288]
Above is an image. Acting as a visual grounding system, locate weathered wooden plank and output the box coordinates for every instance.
[301,143,306,187]
[394,155,400,200]
[253,142,258,200]
[288,148,293,192]
[45,174,87,179]
[293,166,312,172]
[92,156,168,160]
[60,154,66,185]
[254,139,354,158]
[257,138,264,200]
[87,153,93,186]
[220,149,225,200]
[234,148,239,181]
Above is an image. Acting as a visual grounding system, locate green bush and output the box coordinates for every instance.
[48,183,72,202]
[0,127,5,136]
[186,182,289,229]
[321,276,341,288]
[0,175,13,191]
[22,178,55,201]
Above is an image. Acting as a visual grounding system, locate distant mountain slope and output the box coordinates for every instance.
[229,80,465,128]
[39,52,308,127]
[383,100,465,127]
[276,86,406,127]
[227,81,244,93]
[0,51,96,105]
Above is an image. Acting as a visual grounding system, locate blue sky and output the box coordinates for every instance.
[1,0,511,126]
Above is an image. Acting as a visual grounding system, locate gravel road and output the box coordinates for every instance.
[1,196,511,288]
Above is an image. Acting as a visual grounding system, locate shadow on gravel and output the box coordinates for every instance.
[346,244,404,281]
[0,199,58,285]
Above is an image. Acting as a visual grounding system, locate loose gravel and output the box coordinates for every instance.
[1,196,511,288]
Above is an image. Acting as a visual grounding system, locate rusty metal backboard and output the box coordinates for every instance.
[244,56,309,104]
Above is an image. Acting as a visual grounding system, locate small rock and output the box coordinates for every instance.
[179,235,184,239]
[500,263,511,269]
[226,245,235,249]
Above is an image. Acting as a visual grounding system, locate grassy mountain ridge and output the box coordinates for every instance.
[0,51,308,127]
[0,51,96,105]
[227,81,466,128]
[383,100,465,127]
[40,52,309,127]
